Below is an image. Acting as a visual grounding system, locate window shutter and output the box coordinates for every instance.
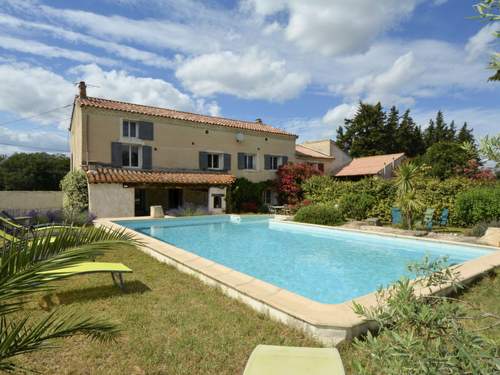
[237,153,245,170]
[264,155,271,170]
[282,156,288,165]
[142,146,152,170]
[138,121,154,140]
[111,142,122,167]
[223,153,231,171]
[199,151,208,170]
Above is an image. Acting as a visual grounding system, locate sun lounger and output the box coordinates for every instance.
[243,345,345,375]
[38,262,133,290]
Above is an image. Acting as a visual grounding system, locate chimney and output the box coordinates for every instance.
[78,81,87,98]
[255,118,263,123]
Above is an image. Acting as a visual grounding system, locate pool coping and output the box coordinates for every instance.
[95,215,500,346]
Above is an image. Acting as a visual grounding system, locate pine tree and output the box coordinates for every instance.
[396,110,426,156]
[448,120,457,141]
[457,122,475,144]
[434,111,450,141]
[424,119,436,148]
[385,106,400,153]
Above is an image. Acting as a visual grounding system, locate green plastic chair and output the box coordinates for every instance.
[243,345,345,375]
[391,207,402,225]
[38,262,133,290]
[439,208,449,226]
[423,208,435,231]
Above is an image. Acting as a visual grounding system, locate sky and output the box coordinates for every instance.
[0,0,498,155]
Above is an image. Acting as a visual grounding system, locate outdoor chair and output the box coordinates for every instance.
[439,208,449,226]
[38,262,133,290]
[391,207,402,225]
[423,208,435,231]
[243,345,345,375]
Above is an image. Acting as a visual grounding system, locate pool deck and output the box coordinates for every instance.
[96,215,500,346]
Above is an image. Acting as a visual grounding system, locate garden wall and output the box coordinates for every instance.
[0,191,63,216]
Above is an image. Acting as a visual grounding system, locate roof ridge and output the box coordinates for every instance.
[297,144,331,157]
[79,95,283,129]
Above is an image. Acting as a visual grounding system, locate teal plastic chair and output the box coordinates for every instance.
[439,208,449,226]
[423,208,435,231]
[243,345,345,375]
[391,208,402,225]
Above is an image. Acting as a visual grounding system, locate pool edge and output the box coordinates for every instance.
[96,216,500,347]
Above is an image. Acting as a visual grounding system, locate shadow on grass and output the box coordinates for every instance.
[39,280,151,310]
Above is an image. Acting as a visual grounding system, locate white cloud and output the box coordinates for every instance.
[246,0,421,56]
[73,64,219,115]
[322,103,358,127]
[0,13,176,69]
[0,34,118,66]
[175,48,310,101]
[0,126,69,154]
[465,23,499,62]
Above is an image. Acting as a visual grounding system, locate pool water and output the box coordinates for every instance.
[116,216,490,304]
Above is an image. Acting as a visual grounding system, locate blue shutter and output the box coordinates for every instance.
[223,153,231,171]
[199,152,208,170]
[142,146,152,169]
[237,153,245,169]
[111,142,122,167]
[138,121,154,140]
[282,156,288,165]
[264,155,271,170]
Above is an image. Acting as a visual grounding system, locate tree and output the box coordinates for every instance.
[0,153,69,191]
[336,102,389,157]
[456,122,475,144]
[479,134,500,163]
[0,226,137,371]
[395,110,425,157]
[423,111,456,148]
[394,162,424,229]
[385,106,400,153]
[276,163,322,204]
[474,0,500,81]
[422,141,469,179]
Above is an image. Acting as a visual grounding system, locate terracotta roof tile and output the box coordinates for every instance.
[77,96,295,137]
[295,144,334,159]
[86,167,236,185]
[335,153,405,177]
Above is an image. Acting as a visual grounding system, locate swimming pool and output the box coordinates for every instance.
[116,215,490,304]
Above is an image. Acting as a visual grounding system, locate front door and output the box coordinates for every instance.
[134,188,147,216]
[168,189,183,209]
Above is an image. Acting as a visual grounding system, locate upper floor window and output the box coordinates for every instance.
[122,120,138,139]
[243,154,255,170]
[269,156,283,170]
[207,153,222,170]
[122,144,141,168]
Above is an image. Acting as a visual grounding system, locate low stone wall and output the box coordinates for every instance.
[88,183,134,218]
[0,191,63,215]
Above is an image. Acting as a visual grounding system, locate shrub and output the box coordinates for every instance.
[469,220,500,237]
[302,175,352,204]
[422,141,469,179]
[338,192,376,220]
[294,204,344,226]
[60,170,88,214]
[454,186,500,226]
[226,178,273,213]
[277,163,322,204]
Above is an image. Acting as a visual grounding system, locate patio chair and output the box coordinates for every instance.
[439,208,449,226]
[1,211,65,231]
[38,262,133,290]
[391,208,402,225]
[423,208,435,231]
[243,345,345,375]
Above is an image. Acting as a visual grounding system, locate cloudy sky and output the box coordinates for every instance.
[0,0,498,155]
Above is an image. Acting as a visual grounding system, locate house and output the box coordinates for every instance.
[295,139,352,175]
[69,82,297,218]
[334,153,406,179]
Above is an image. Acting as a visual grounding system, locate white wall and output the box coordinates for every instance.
[208,187,226,214]
[0,191,63,214]
[88,184,134,218]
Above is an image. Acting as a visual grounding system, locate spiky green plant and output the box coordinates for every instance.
[394,162,424,229]
[0,226,138,372]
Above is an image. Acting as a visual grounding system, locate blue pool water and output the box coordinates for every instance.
[116,216,491,304]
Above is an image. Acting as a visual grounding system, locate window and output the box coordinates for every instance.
[207,153,222,170]
[270,156,282,170]
[122,120,138,138]
[122,144,141,168]
[213,195,222,209]
[243,154,255,169]
[264,190,272,205]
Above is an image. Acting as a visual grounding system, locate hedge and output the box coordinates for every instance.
[454,186,500,226]
[294,204,344,226]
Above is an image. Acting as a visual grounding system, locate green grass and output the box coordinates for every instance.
[15,247,499,374]
[15,247,319,374]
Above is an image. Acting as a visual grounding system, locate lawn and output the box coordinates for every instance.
[16,246,499,374]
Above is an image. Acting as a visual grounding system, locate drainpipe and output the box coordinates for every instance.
[85,113,90,166]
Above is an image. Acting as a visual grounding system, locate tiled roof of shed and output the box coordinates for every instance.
[295,144,334,159]
[85,167,236,185]
[77,96,295,137]
[335,153,405,177]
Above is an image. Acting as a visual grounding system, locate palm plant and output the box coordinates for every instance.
[0,226,138,372]
[394,162,424,229]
